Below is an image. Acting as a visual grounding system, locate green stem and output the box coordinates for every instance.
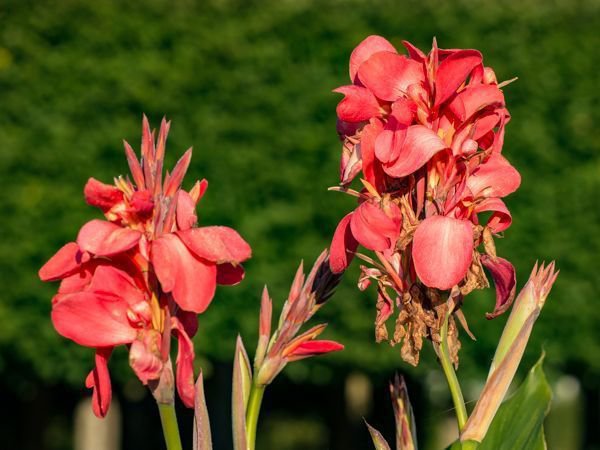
[461,440,480,450]
[158,402,183,450]
[245,383,266,450]
[438,311,469,431]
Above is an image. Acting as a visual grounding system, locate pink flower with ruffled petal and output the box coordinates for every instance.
[39,117,251,416]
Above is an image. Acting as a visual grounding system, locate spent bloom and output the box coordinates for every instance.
[329,36,520,365]
[39,117,251,416]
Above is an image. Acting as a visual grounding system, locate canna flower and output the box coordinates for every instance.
[39,117,251,416]
[329,36,520,365]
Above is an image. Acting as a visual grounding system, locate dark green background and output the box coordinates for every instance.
[0,0,598,449]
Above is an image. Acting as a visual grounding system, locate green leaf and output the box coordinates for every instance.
[477,355,551,450]
[232,335,253,450]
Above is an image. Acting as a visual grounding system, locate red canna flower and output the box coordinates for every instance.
[329,36,521,365]
[39,117,251,416]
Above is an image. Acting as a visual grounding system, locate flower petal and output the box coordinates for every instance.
[349,35,397,81]
[51,292,137,347]
[481,255,516,319]
[360,118,386,190]
[176,190,198,231]
[171,317,196,408]
[85,347,113,418]
[334,85,382,122]
[358,52,425,102]
[329,213,358,273]
[216,263,245,285]
[39,242,88,281]
[467,154,521,198]
[152,234,217,313]
[412,215,473,290]
[474,197,512,233]
[177,226,252,264]
[350,201,401,251]
[287,340,344,361]
[382,125,447,178]
[446,84,504,122]
[434,49,482,107]
[129,331,163,384]
[77,220,142,257]
[84,178,124,213]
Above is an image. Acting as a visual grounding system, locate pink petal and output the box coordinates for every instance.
[382,125,447,178]
[287,340,344,361]
[412,215,473,290]
[129,331,163,384]
[85,347,113,418]
[375,118,407,164]
[334,85,382,122]
[129,190,154,220]
[152,234,217,313]
[467,154,521,198]
[329,213,358,273]
[51,292,137,347]
[216,263,245,285]
[434,49,483,107]
[88,265,148,310]
[446,84,504,122]
[401,40,427,62]
[176,190,198,231]
[481,255,516,319]
[360,118,386,190]
[177,226,252,264]
[358,52,425,102]
[84,178,123,213]
[349,35,397,81]
[474,198,512,233]
[77,220,142,257]
[171,317,196,408]
[39,242,88,281]
[350,201,401,252]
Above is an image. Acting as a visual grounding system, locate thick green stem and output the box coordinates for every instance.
[245,383,266,450]
[438,312,469,431]
[158,402,183,450]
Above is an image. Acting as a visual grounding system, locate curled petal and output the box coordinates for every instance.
[382,125,447,178]
[51,292,137,347]
[375,119,407,164]
[349,35,397,81]
[467,154,521,198]
[189,178,208,204]
[412,215,473,290]
[329,213,358,273]
[402,40,427,62]
[177,226,252,264]
[216,263,245,285]
[481,255,517,319]
[88,265,148,310]
[475,198,512,233]
[85,347,113,418]
[39,242,88,281]
[447,84,505,122]
[434,49,483,106]
[176,190,198,231]
[129,190,154,219]
[172,317,196,408]
[77,219,142,257]
[84,178,123,213]
[129,332,163,385]
[334,85,382,122]
[358,52,425,102]
[350,201,401,251]
[152,234,217,313]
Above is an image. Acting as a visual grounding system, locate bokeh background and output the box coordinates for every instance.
[1,0,598,449]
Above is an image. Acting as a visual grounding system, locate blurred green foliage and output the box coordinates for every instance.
[0,0,598,442]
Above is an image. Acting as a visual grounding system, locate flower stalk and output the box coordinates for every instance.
[158,402,183,450]
[245,382,266,450]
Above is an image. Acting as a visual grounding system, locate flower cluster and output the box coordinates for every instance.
[39,118,251,416]
[329,36,520,365]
